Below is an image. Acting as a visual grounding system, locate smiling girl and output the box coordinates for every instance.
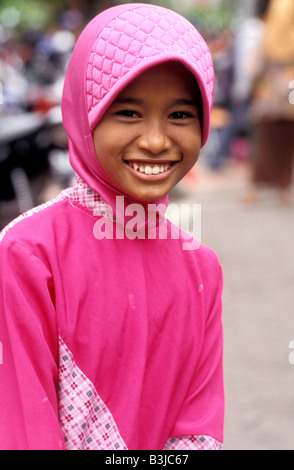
[0,4,224,450]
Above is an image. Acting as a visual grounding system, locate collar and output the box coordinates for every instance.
[66,175,114,219]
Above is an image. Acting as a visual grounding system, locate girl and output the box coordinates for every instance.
[0,3,224,450]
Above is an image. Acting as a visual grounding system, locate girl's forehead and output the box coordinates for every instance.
[117,62,200,97]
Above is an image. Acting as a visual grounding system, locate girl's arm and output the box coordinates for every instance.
[164,262,224,450]
[0,238,66,450]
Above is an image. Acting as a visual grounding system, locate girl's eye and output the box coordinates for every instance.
[117,110,140,118]
[170,111,192,120]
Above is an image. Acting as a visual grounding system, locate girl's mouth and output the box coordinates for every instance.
[126,161,176,175]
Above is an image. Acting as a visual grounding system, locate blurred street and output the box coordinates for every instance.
[171,158,294,450]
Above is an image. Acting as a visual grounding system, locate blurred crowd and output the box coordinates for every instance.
[207,0,294,207]
[1,0,294,229]
[0,5,84,227]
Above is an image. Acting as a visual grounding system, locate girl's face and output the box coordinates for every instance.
[93,62,202,202]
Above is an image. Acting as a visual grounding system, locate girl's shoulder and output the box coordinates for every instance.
[0,191,69,246]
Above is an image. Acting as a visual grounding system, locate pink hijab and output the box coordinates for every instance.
[61,3,214,218]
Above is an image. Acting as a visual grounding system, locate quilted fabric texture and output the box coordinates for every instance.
[86,4,214,146]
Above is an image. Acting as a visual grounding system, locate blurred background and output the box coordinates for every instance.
[1,0,294,450]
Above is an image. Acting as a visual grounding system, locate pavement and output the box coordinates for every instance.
[171,158,294,450]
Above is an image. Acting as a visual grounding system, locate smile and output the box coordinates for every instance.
[126,161,176,175]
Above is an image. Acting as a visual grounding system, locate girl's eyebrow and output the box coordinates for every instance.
[114,97,198,107]
[168,98,199,107]
[114,97,143,105]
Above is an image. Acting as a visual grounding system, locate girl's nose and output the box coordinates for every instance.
[137,123,171,155]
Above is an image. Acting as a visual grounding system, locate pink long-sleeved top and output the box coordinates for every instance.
[0,181,223,450]
[0,3,224,450]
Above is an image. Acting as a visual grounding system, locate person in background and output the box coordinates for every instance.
[244,0,294,205]
[209,0,269,170]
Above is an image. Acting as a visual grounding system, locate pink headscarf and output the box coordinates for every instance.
[61,3,214,218]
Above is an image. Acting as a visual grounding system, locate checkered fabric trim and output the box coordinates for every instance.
[66,176,114,219]
[164,435,223,451]
[58,336,128,450]
[58,335,222,450]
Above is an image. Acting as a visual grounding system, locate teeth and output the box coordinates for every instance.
[129,162,172,175]
[144,166,153,175]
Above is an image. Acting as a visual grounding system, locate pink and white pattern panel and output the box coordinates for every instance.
[164,435,223,451]
[58,336,128,450]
